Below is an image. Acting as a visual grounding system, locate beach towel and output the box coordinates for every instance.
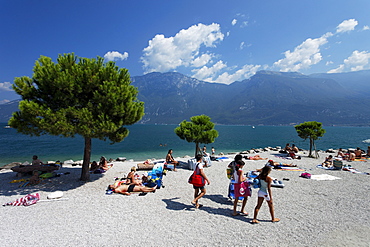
[317,165,338,170]
[275,167,305,171]
[342,166,370,175]
[3,193,40,206]
[310,174,341,181]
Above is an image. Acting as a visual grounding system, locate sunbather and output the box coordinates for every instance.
[266,160,296,169]
[166,149,179,171]
[355,147,363,159]
[127,166,142,185]
[245,155,267,160]
[322,155,333,167]
[31,155,44,165]
[108,183,156,195]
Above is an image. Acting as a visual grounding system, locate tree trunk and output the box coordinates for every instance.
[309,138,313,157]
[195,142,200,157]
[80,137,92,181]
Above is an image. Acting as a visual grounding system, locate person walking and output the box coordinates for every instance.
[191,154,210,209]
[232,160,249,216]
[252,165,280,223]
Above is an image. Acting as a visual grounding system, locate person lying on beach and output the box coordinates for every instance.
[266,160,297,169]
[108,183,156,195]
[244,155,267,160]
[166,149,179,171]
[322,155,334,167]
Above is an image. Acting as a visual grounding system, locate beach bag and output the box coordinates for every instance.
[300,172,311,179]
[253,178,261,188]
[188,163,205,187]
[234,181,251,198]
[226,168,233,179]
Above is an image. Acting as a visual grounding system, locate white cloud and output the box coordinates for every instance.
[328,50,370,73]
[191,53,213,67]
[273,32,333,72]
[240,42,245,50]
[363,25,370,31]
[141,23,224,73]
[0,99,10,104]
[336,19,358,33]
[232,19,237,26]
[192,60,227,81]
[327,64,345,73]
[344,50,370,71]
[0,82,13,91]
[104,51,129,61]
[214,64,261,84]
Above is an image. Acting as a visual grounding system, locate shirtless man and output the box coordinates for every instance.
[109,183,156,195]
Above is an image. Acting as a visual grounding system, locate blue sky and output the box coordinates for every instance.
[1,0,370,103]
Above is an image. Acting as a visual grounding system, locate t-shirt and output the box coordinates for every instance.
[195,162,204,174]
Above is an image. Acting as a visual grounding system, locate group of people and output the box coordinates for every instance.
[90,156,113,173]
[108,166,156,195]
[281,143,301,159]
[227,155,280,223]
[335,147,369,161]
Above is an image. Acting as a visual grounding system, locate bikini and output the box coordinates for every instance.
[127,184,135,193]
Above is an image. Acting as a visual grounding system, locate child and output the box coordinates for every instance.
[252,165,280,223]
[232,160,249,216]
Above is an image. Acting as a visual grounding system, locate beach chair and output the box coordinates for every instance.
[333,160,343,170]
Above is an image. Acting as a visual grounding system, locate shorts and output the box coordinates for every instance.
[193,185,205,190]
[258,190,270,201]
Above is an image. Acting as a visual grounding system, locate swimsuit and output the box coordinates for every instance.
[127,184,135,193]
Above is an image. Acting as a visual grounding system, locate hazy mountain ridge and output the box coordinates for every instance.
[1,70,370,126]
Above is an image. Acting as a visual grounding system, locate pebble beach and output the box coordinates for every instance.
[0,150,369,247]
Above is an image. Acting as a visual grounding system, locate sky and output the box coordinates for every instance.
[1,0,370,103]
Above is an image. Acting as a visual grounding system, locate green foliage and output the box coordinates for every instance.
[295,121,326,158]
[175,115,218,156]
[9,53,144,180]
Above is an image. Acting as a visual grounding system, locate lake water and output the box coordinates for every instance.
[1,123,370,167]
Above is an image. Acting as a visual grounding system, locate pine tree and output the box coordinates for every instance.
[295,121,326,158]
[9,53,144,181]
[175,115,219,157]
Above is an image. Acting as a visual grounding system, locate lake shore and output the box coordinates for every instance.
[1,150,369,246]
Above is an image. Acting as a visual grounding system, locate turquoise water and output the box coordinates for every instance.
[1,124,370,166]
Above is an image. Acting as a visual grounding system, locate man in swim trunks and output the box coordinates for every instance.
[108,183,156,195]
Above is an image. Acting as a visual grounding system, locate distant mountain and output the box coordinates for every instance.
[1,70,370,126]
[131,70,370,125]
[0,100,19,123]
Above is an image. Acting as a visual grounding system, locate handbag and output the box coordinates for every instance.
[188,163,206,187]
[226,168,233,179]
[234,181,251,198]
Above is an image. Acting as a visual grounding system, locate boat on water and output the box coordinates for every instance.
[4,125,11,128]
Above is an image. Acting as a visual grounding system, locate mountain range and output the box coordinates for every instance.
[1,70,370,126]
